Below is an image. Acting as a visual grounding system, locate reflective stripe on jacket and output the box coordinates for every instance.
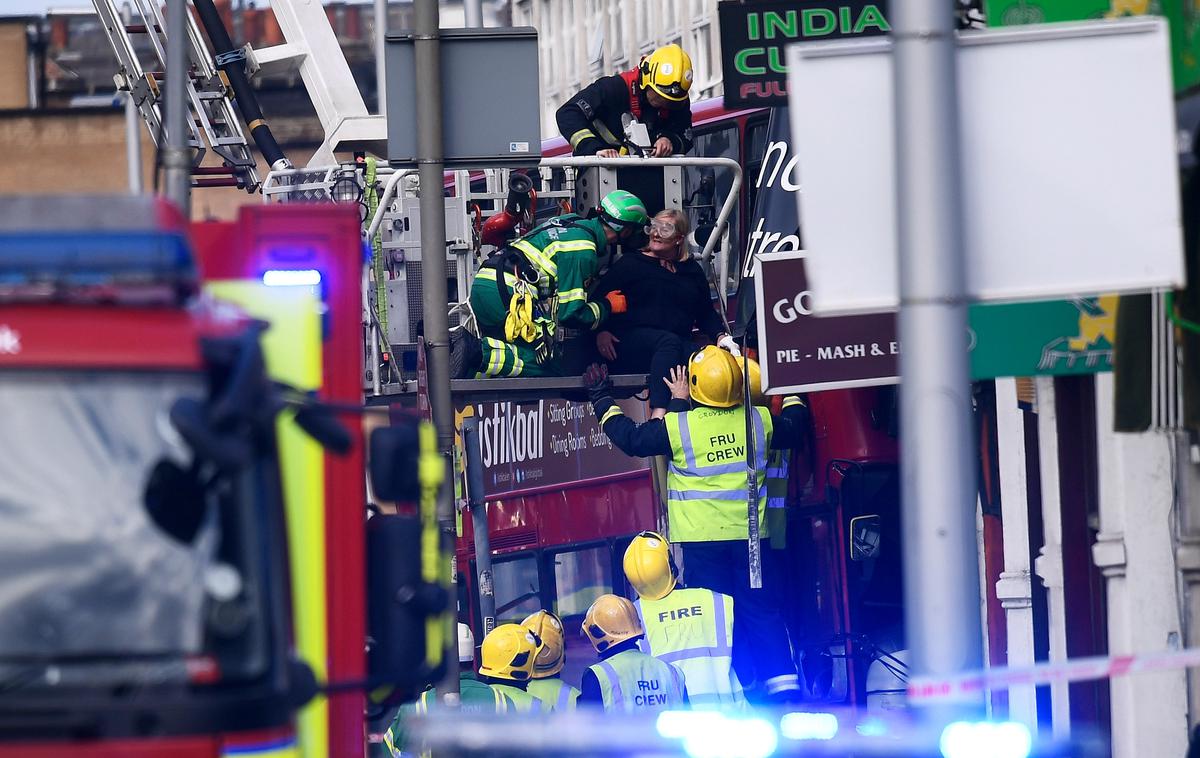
[383,673,509,756]
[527,676,581,711]
[635,588,745,708]
[489,683,543,712]
[664,404,773,542]
[505,214,609,330]
[765,447,789,549]
[587,648,685,712]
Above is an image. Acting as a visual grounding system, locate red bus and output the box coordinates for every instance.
[454,98,905,704]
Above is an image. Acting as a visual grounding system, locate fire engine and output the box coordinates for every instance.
[0,195,452,758]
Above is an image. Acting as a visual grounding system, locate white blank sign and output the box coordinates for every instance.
[787,18,1185,316]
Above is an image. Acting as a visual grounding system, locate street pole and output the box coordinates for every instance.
[163,0,191,214]
[413,0,459,701]
[374,0,387,114]
[122,3,143,194]
[463,0,483,28]
[892,0,983,725]
[463,417,496,637]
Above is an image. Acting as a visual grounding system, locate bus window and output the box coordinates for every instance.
[744,117,770,213]
[552,544,615,687]
[492,554,542,625]
[683,125,739,253]
[552,544,613,619]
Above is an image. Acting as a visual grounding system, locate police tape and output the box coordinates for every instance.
[907,646,1200,702]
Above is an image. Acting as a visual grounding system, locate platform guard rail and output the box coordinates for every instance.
[262,156,742,400]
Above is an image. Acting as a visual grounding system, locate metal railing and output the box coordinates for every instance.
[264,156,744,397]
[536,155,743,308]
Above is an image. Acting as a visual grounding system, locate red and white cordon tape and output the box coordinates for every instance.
[907,647,1200,703]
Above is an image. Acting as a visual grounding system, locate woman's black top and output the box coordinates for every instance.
[592,252,724,340]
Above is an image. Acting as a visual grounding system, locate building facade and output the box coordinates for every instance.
[512,0,724,140]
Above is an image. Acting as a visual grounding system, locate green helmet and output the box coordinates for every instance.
[598,190,649,231]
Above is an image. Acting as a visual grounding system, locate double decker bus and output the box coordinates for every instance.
[453,98,905,705]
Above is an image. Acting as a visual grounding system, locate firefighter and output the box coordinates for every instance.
[449,190,650,379]
[380,623,512,757]
[477,623,545,712]
[582,347,811,702]
[521,609,581,711]
[624,531,746,708]
[578,594,687,712]
[556,44,695,157]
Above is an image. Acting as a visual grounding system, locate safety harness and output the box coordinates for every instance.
[483,215,594,363]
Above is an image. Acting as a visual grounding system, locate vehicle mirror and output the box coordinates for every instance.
[202,325,269,428]
[366,515,448,701]
[143,459,208,544]
[170,396,253,469]
[369,421,421,502]
[293,405,353,455]
[849,514,882,561]
[286,659,319,710]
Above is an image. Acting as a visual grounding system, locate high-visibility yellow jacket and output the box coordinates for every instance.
[635,587,745,708]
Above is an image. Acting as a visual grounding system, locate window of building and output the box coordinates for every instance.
[610,0,625,62]
[665,0,679,28]
[636,0,651,49]
[492,554,542,625]
[692,24,711,90]
[587,6,605,72]
[744,117,770,213]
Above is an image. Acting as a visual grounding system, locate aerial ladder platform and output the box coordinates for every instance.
[91,0,743,404]
[92,0,262,190]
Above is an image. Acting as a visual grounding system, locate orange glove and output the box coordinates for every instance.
[605,290,627,315]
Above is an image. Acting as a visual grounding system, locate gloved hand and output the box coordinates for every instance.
[605,290,628,315]
[583,363,613,404]
[717,333,742,357]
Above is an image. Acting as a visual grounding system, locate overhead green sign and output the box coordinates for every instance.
[968,296,1117,379]
[985,0,1200,92]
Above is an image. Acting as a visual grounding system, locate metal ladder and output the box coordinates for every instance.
[91,0,260,191]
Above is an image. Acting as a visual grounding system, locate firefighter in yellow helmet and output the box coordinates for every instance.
[581,345,811,703]
[521,610,580,711]
[578,594,686,711]
[379,623,512,757]
[477,623,545,712]
[556,44,694,157]
[625,531,746,708]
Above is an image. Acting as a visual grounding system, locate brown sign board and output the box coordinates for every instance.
[753,250,898,393]
[454,397,649,501]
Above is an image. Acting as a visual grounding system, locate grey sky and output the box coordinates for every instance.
[1,0,383,16]
[3,0,87,14]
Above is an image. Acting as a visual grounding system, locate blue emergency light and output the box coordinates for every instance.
[0,194,198,304]
[261,268,322,287]
[0,230,196,303]
[939,720,1033,758]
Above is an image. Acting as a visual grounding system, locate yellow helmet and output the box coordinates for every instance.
[639,44,693,102]
[582,594,643,653]
[521,610,566,678]
[689,345,743,408]
[478,623,541,682]
[734,355,766,406]
[623,531,676,601]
